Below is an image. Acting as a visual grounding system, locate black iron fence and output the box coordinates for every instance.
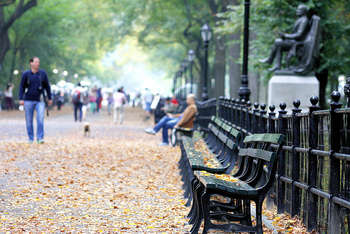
[195,88,350,233]
[195,98,216,132]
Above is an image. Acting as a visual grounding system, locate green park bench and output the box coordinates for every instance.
[181,132,285,234]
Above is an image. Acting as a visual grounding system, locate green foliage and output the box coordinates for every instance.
[1,0,121,88]
[216,0,350,88]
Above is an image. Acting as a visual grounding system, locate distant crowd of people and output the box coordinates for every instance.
[2,55,194,146]
[70,84,128,124]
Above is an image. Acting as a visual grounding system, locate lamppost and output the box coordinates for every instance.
[188,50,195,94]
[181,60,188,98]
[201,23,212,101]
[238,0,251,101]
[172,72,177,95]
[176,69,182,99]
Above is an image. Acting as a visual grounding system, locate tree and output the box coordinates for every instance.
[0,0,37,67]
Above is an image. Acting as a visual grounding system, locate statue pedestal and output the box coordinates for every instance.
[268,75,319,110]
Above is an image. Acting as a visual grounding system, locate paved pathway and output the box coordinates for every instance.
[0,107,191,232]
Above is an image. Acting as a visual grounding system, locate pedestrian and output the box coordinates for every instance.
[113,87,127,124]
[144,94,197,146]
[72,83,84,122]
[82,89,89,121]
[143,88,153,120]
[18,57,52,144]
[96,88,103,113]
[107,92,114,115]
[57,90,64,111]
[4,83,14,110]
[89,90,97,114]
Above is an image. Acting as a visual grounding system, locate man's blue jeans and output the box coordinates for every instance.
[24,101,45,142]
[153,115,180,144]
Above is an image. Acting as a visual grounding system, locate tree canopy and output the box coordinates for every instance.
[0,0,349,104]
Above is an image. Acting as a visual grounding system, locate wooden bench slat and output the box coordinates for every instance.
[218,131,228,143]
[230,128,241,138]
[243,133,284,144]
[238,148,275,161]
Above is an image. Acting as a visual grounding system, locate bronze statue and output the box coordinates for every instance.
[260,4,321,75]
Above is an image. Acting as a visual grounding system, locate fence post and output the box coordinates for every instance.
[307,96,320,232]
[240,99,246,129]
[253,102,260,134]
[246,101,252,132]
[277,102,288,213]
[328,91,343,234]
[229,99,234,123]
[266,105,276,209]
[233,99,238,126]
[268,105,276,133]
[291,99,302,217]
[345,77,350,107]
[260,104,267,133]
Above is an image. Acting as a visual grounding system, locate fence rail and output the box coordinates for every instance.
[195,89,350,233]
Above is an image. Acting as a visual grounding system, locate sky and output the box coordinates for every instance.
[101,37,172,96]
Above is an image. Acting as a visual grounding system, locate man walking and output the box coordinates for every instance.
[19,57,52,143]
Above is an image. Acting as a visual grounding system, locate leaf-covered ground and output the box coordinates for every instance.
[0,107,309,233]
[0,107,191,232]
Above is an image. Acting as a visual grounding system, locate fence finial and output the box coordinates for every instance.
[279,102,287,111]
[254,102,259,109]
[246,100,252,108]
[310,96,319,107]
[293,99,301,109]
[330,90,342,110]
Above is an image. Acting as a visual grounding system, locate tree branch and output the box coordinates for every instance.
[3,0,37,31]
[183,0,192,38]
[0,0,15,7]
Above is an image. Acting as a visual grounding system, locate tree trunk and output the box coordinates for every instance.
[316,68,328,109]
[0,0,37,70]
[9,46,18,82]
[208,0,229,98]
[228,32,241,99]
[212,35,226,98]
[0,31,10,68]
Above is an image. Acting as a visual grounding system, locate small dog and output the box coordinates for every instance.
[83,122,90,137]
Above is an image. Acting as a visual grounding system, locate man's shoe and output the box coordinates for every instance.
[159,142,169,146]
[37,139,45,144]
[144,128,156,135]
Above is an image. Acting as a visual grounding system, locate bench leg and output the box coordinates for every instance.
[190,182,205,233]
[188,178,200,220]
[201,191,212,234]
[255,199,264,234]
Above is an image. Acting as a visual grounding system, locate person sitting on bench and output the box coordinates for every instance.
[145,94,197,146]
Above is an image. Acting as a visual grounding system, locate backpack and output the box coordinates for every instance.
[72,90,82,104]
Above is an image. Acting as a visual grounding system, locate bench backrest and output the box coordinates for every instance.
[208,117,242,153]
[235,133,285,193]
